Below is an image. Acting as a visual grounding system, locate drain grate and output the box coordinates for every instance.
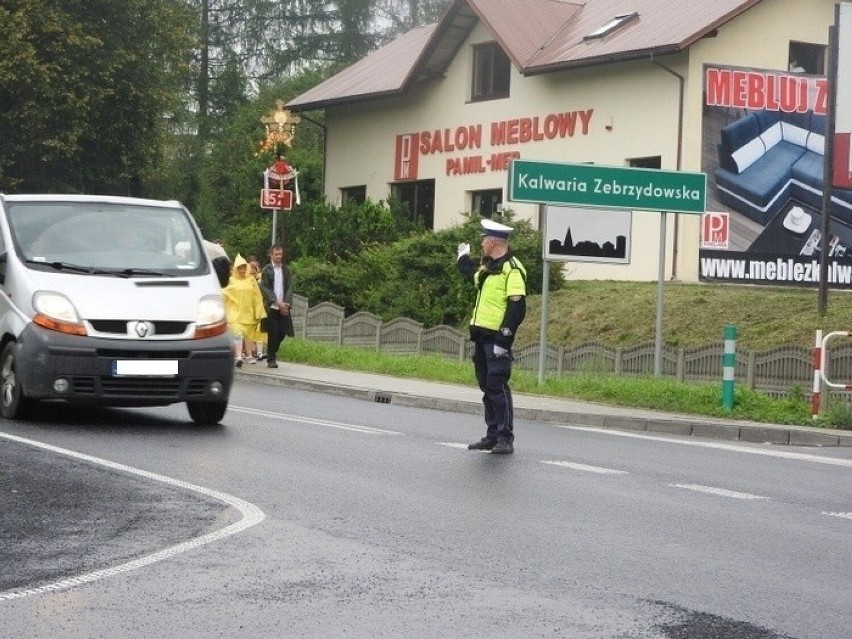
[373,392,392,404]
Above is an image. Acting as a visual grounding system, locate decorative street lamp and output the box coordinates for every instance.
[260,100,301,154]
[258,101,301,245]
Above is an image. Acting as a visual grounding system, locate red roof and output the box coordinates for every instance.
[287,0,763,111]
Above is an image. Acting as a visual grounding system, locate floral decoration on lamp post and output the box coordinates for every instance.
[258,101,302,243]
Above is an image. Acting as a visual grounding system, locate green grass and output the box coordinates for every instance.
[279,339,847,430]
[519,281,852,350]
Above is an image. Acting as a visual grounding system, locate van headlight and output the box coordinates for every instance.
[32,291,87,336]
[193,294,228,339]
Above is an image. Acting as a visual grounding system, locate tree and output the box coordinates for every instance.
[0,0,195,194]
[375,0,451,39]
[276,0,381,68]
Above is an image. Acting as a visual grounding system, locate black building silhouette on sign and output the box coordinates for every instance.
[549,226,626,258]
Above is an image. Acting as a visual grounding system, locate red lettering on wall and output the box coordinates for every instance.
[815,79,828,115]
[418,125,483,154]
[489,110,594,145]
[747,73,764,110]
[578,109,593,134]
[705,68,731,106]
[401,110,593,175]
[446,155,487,176]
[488,151,521,171]
[704,67,826,115]
[731,70,748,108]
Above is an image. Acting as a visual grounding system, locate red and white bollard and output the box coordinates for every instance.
[812,330,822,419]
[813,329,852,419]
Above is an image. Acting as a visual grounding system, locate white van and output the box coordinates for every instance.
[0,194,233,425]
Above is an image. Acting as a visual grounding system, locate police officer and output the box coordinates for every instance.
[457,219,527,454]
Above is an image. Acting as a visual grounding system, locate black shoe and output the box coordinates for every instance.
[491,440,514,454]
[267,360,278,368]
[467,438,496,450]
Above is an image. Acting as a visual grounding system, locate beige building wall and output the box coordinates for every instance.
[322,0,833,282]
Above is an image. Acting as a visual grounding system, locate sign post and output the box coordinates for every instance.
[509,160,707,377]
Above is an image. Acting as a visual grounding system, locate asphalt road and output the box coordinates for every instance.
[1,380,850,639]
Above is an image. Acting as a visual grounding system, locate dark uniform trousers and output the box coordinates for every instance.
[472,338,514,443]
[265,311,289,361]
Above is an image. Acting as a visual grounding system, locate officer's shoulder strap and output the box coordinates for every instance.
[504,256,527,282]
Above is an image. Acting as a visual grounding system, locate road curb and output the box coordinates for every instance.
[236,370,852,447]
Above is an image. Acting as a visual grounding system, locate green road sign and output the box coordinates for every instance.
[508,159,707,214]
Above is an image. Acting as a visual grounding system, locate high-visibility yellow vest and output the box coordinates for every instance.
[470,256,526,330]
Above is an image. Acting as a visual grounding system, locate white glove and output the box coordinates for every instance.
[493,344,509,357]
[457,243,470,259]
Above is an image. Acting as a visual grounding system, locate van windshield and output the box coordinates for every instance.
[6,201,207,276]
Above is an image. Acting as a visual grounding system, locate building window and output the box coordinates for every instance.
[628,156,661,169]
[472,42,510,101]
[471,189,503,218]
[391,179,435,228]
[584,13,639,40]
[788,41,826,74]
[341,185,366,205]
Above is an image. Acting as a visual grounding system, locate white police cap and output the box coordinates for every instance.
[480,219,514,239]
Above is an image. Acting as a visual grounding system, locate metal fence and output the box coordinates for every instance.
[289,294,851,398]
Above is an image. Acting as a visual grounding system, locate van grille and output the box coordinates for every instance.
[70,377,96,395]
[88,320,190,336]
[69,376,209,398]
[101,378,183,397]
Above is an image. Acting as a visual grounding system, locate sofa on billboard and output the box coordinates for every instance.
[715,109,852,225]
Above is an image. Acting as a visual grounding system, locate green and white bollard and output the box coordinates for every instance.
[722,324,737,410]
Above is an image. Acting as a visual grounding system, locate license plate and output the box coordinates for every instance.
[112,360,178,376]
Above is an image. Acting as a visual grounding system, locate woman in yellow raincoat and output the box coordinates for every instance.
[222,254,267,366]
[248,256,268,360]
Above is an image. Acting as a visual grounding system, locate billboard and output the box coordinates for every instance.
[699,63,852,288]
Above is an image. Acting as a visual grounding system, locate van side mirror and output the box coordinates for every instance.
[0,252,6,285]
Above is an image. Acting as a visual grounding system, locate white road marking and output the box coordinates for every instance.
[668,483,769,500]
[821,511,852,520]
[231,405,403,435]
[0,432,265,603]
[541,460,628,475]
[559,425,852,468]
[437,442,470,450]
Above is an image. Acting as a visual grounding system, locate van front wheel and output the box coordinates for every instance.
[1,342,33,420]
[187,400,227,426]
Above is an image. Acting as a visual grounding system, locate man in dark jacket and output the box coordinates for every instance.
[258,244,294,368]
